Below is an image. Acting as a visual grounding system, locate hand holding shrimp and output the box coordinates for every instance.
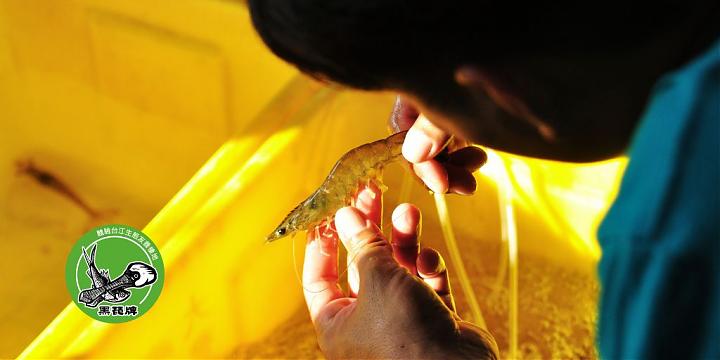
[302,183,498,359]
[266,122,486,242]
[390,97,487,195]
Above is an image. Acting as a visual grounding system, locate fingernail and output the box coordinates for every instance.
[413,163,449,195]
[418,249,445,276]
[356,187,375,208]
[392,204,422,238]
[427,179,447,194]
[336,208,371,240]
[402,129,433,163]
[428,172,449,194]
[391,207,409,231]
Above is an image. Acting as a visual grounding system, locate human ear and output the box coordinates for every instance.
[454,65,523,118]
[454,65,487,90]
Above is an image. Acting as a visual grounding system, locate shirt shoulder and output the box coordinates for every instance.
[599,38,720,250]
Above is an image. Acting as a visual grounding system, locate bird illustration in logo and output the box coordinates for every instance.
[78,244,157,308]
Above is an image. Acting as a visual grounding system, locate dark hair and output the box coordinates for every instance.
[248,0,681,111]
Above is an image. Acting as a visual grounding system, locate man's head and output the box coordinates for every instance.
[248,0,702,161]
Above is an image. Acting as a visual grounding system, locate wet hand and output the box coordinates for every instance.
[302,184,498,359]
[389,96,487,195]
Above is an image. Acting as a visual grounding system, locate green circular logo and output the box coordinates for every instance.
[65,224,164,323]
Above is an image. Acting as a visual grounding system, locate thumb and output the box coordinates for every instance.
[336,207,397,282]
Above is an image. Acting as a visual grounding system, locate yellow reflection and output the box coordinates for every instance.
[160,126,301,267]
[480,149,627,260]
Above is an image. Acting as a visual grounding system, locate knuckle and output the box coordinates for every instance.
[355,241,393,271]
[349,228,385,254]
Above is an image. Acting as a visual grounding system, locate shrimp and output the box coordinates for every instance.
[266,131,407,242]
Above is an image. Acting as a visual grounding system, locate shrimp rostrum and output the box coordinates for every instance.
[266,131,407,242]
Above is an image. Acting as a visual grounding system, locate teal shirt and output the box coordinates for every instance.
[598,39,719,359]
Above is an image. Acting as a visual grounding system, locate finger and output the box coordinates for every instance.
[354,182,383,227]
[349,182,383,296]
[336,207,396,285]
[338,206,381,297]
[348,259,359,297]
[389,96,420,132]
[417,248,450,294]
[447,146,488,172]
[412,159,449,194]
[391,203,421,274]
[417,247,455,312]
[402,114,451,163]
[303,230,345,324]
[446,163,477,196]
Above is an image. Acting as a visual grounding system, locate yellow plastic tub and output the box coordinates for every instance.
[0,0,294,356]
[20,74,626,358]
[2,1,628,358]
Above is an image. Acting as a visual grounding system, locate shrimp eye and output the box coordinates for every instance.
[276,228,286,236]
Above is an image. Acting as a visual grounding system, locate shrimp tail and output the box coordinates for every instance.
[384,130,407,158]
